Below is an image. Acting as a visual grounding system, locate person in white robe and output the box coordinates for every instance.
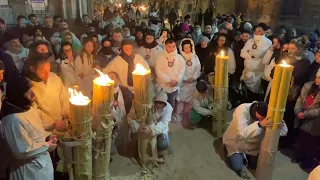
[1,77,57,180]
[155,39,185,108]
[26,56,69,132]
[223,101,287,178]
[103,40,150,91]
[138,30,164,69]
[176,38,201,122]
[74,38,97,98]
[58,42,77,89]
[128,91,172,159]
[241,25,272,98]
[157,30,168,49]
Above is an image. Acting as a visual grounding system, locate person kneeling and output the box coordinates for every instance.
[128,91,172,160]
[223,101,288,178]
[189,80,214,130]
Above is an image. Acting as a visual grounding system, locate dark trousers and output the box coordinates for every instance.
[167,90,178,109]
[296,130,320,161]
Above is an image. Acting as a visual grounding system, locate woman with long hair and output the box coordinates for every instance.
[294,70,320,169]
[74,37,97,97]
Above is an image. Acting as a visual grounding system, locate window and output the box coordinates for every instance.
[280,0,302,17]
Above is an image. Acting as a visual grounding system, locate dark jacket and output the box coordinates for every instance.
[97,51,116,69]
[232,40,245,87]
[195,44,210,72]
[308,61,320,82]
[41,27,56,40]
[1,53,21,84]
[168,12,178,24]
[292,59,310,88]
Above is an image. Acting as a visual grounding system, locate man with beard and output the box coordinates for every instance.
[27,56,69,132]
[80,23,102,44]
[78,14,91,37]
[287,28,297,43]
[111,28,123,55]
[1,77,57,180]
[138,30,163,69]
[104,40,150,91]
[135,26,145,48]
[98,38,116,69]
[27,14,41,35]
[241,25,272,102]
[41,16,55,41]
[50,19,81,53]
[155,39,185,108]
[122,25,135,41]
[199,24,214,41]
[2,34,30,84]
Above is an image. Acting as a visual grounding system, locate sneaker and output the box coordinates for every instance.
[236,170,251,179]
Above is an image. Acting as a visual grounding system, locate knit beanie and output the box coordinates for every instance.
[200,36,210,43]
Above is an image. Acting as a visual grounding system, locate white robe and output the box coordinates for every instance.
[74,53,96,97]
[137,45,164,68]
[1,107,53,180]
[103,54,150,91]
[192,88,213,116]
[240,35,272,93]
[223,102,288,157]
[155,49,186,93]
[59,59,77,89]
[178,38,201,102]
[128,102,173,135]
[4,48,29,73]
[32,72,70,129]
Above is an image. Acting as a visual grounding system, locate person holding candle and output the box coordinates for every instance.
[104,39,150,91]
[223,101,288,178]
[155,39,185,110]
[0,77,57,180]
[74,37,97,97]
[138,30,164,69]
[293,69,320,169]
[176,38,201,124]
[240,25,272,102]
[128,91,172,160]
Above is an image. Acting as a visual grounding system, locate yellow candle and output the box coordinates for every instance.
[272,61,293,129]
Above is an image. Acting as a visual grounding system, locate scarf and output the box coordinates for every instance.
[4,42,23,54]
[120,51,135,86]
[144,40,158,49]
[135,39,145,47]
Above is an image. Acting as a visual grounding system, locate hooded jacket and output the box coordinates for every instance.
[178,38,201,102]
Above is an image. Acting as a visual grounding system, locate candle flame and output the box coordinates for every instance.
[132,63,151,75]
[68,88,90,105]
[93,68,115,86]
[220,51,224,57]
[280,60,291,67]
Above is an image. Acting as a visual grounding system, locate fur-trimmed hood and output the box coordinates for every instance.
[178,38,196,60]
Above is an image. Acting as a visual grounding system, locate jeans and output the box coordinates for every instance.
[157,132,170,151]
[167,90,178,109]
[228,153,258,172]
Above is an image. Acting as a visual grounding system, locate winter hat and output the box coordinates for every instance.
[121,39,134,48]
[0,61,4,71]
[154,91,168,103]
[316,68,320,77]
[200,36,210,43]
[196,80,208,93]
[181,23,190,32]
[219,23,228,31]
[244,22,253,31]
[256,101,268,117]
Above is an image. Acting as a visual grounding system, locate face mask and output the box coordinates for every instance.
[101,46,113,55]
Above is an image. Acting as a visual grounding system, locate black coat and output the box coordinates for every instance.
[232,41,245,83]
[291,59,311,88]
[1,53,21,85]
[308,61,320,82]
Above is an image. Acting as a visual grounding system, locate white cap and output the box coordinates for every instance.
[154,90,168,103]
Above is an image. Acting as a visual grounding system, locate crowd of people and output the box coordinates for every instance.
[0,4,319,180]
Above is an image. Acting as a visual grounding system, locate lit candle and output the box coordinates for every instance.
[92,69,114,179]
[68,88,92,180]
[212,51,230,137]
[132,63,156,164]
